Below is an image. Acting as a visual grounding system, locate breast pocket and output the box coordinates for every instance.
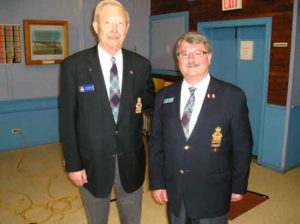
[159,103,178,129]
[203,119,232,173]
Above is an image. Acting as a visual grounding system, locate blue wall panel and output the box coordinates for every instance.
[286,106,300,170]
[259,105,286,172]
[0,98,59,151]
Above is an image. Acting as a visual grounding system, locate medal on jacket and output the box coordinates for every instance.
[135,97,142,113]
[211,126,223,151]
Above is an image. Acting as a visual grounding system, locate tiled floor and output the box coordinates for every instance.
[0,143,299,224]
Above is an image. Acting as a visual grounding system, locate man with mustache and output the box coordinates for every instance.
[149,31,253,224]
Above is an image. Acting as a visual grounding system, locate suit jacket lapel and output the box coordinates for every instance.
[117,50,133,123]
[189,76,219,140]
[87,46,115,124]
[199,76,219,119]
[172,81,187,140]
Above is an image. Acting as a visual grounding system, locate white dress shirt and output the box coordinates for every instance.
[180,74,211,137]
[97,45,123,97]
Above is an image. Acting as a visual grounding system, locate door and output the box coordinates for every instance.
[198,18,271,156]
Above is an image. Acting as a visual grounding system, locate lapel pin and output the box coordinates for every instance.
[135,97,142,113]
[130,70,133,75]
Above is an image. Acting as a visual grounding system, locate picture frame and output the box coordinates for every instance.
[150,11,189,76]
[23,20,68,65]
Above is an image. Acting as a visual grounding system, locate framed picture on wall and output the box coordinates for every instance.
[150,11,189,76]
[23,19,68,65]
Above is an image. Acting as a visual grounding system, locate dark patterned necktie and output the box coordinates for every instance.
[110,57,120,123]
[181,87,197,139]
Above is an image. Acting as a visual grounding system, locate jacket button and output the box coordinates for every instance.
[184,145,191,151]
[115,130,119,135]
[180,169,184,174]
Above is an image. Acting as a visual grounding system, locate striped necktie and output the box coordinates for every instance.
[109,57,121,123]
[181,87,197,139]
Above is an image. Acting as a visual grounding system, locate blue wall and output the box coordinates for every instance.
[286,106,300,170]
[258,105,286,172]
[0,98,59,151]
[259,105,300,172]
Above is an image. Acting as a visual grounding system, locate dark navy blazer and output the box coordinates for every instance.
[60,46,155,198]
[149,76,253,219]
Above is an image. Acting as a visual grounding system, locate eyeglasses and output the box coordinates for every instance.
[178,50,209,59]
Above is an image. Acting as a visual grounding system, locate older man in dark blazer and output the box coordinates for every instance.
[59,1,155,223]
[149,32,253,224]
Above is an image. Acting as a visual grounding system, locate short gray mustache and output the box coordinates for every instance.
[186,63,201,68]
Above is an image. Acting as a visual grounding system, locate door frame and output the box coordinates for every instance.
[197,17,272,159]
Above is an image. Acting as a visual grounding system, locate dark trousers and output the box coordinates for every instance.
[168,203,228,224]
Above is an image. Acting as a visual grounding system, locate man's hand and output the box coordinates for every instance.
[152,189,168,204]
[231,193,243,202]
[68,169,88,187]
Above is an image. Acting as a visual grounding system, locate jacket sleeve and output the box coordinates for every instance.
[231,90,253,194]
[59,59,83,172]
[141,61,155,116]
[148,91,166,190]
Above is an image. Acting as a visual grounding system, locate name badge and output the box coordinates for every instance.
[79,84,95,93]
[163,97,174,104]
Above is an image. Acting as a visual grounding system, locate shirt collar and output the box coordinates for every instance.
[182,73,211,91]
[97,45,122,62]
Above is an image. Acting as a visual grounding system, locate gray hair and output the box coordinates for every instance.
[93,0,130,25]
[176,31,211,55]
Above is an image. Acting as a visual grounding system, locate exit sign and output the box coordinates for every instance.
[222,0,243,11]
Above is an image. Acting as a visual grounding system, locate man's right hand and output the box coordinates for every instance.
[68,169,88,187]
[152,189,168,205]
